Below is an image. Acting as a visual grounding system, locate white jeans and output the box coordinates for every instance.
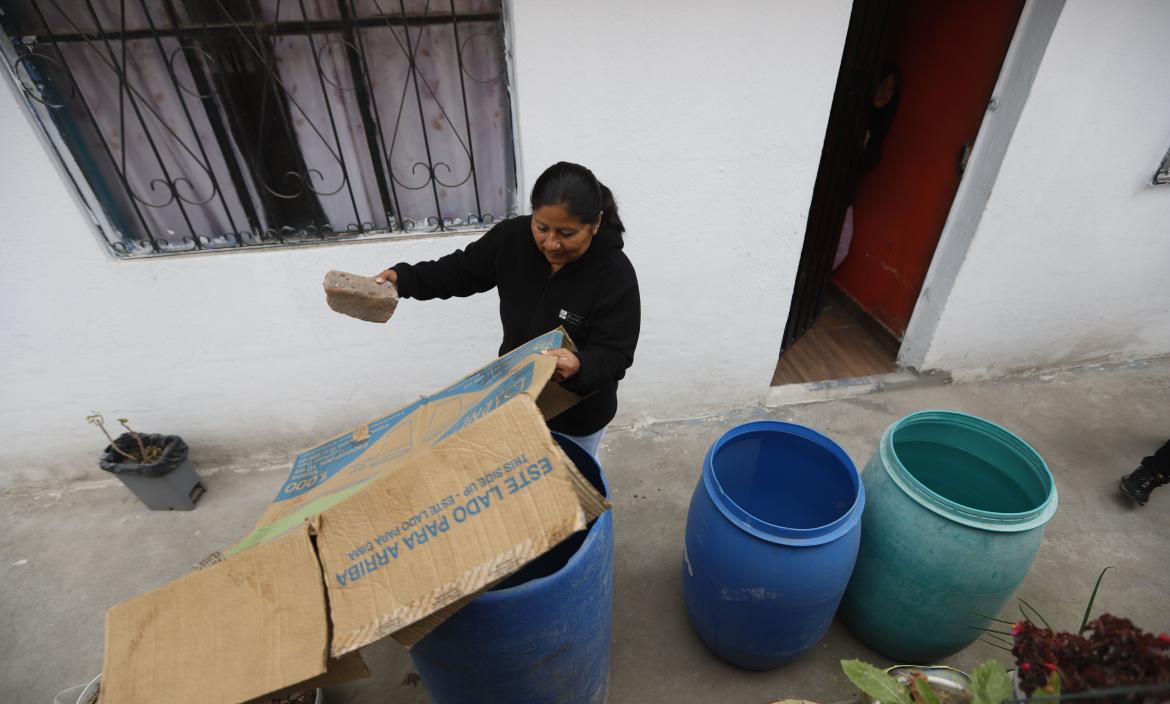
[561,428,606,461]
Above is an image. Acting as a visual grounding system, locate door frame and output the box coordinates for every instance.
[780,0,893,354]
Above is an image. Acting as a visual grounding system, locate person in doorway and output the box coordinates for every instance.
[374,162,640,460]
[834,63,903,270]
[1120,439,1169,506]
[859,63,903,174]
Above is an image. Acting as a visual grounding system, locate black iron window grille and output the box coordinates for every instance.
[2,0,516,257]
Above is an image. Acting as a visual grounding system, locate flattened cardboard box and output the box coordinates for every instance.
[102,330,610,704]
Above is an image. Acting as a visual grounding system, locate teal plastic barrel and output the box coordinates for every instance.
[840,411,1058,662]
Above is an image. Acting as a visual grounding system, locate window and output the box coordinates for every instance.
[2,0,516,257]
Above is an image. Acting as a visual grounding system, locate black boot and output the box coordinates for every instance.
[1121,464,1168,506]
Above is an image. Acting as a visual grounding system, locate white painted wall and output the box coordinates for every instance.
[916,0,1170,377]
[900,0,1065,369]
[507,0,850,412]
[0,0,851,485]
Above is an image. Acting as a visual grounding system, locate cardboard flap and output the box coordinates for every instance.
[532,326,581,418]
[102,525,334,704]
[535,380,582,421]
[315,395,610,657]
[242,651,369,704]
[228,329,579,558]
[390,589,487,648]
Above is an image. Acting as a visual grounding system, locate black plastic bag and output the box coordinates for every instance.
[99,433,189,477]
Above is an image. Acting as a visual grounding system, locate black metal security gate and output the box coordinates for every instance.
[780,0,892,350]
[2,0,515,257]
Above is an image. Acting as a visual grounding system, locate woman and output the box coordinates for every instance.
[375,162,640,458]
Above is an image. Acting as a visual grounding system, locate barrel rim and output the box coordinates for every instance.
[703,420,865,546]
[881,410,1059,532]
[476,432,611,601]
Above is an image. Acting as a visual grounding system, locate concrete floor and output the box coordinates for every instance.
[4,359,1168,704]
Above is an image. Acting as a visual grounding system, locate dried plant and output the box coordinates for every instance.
[87,412,164,464]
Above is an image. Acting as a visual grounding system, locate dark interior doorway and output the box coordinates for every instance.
[775,0,1023,386]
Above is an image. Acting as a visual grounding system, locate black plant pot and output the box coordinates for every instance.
[99,433,205,510]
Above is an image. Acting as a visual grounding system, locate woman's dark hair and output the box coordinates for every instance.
[530,161,625,233]
[860,62,902,174]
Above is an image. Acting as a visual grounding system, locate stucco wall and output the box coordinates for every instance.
[0,0,850,484]
[917,0,1170,377]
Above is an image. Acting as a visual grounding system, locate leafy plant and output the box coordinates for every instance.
[87,412,164,464]
[1014,615,1169,699]
[841,660,914,704]
[970,661,1013,704]
[1078,565,1113,634]
[913,676,942,704]
[973,567,1170,701]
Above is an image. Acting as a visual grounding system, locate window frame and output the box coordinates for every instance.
[1,0,522,259]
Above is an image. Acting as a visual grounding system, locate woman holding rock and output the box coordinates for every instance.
[375,162,641,459]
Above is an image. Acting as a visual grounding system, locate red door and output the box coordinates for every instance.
[832,0,1023,338]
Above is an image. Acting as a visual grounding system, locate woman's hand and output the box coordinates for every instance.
[374,268,398,285]
[542,348,581,381]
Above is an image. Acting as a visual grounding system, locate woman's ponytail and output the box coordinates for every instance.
[596,181,624,233]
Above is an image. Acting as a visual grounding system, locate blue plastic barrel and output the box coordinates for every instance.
[683,421,865,669]
[410,434,613,704]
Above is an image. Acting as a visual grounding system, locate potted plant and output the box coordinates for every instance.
[87,412,205,510]
[975,568,1170,702]
[1011,614,1170,702]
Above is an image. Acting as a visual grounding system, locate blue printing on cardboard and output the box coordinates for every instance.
[426,330,561,404]
[274,399,422,502]
[273,331,558,503]
[434,361,535,444]
[334,454,556,588]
